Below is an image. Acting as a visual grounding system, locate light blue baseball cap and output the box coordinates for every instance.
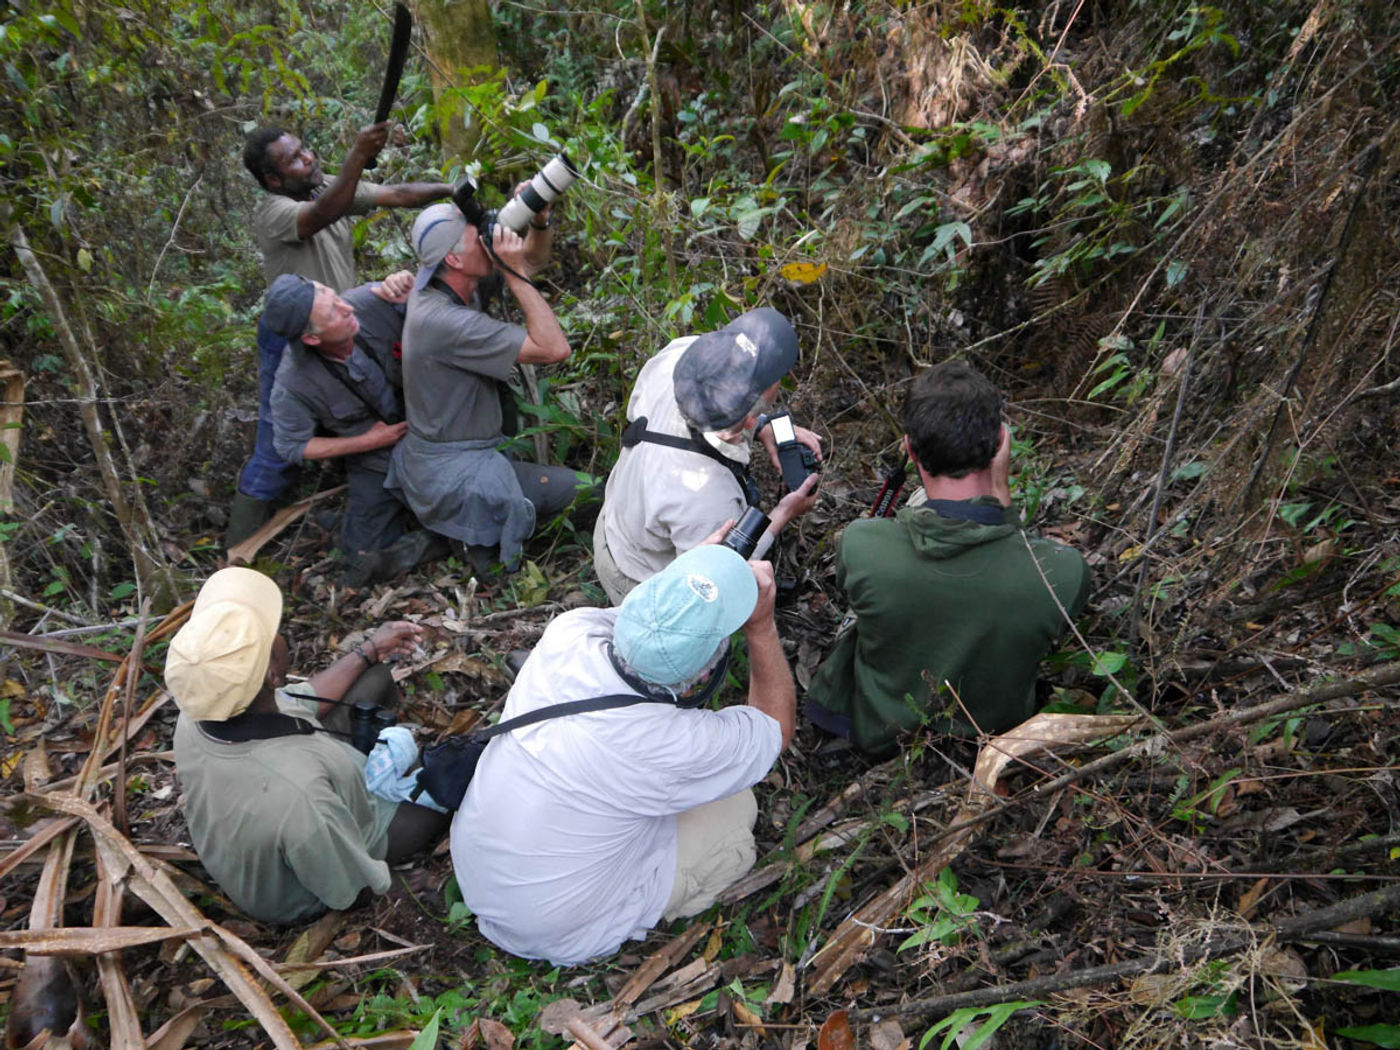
[614,545,758,687]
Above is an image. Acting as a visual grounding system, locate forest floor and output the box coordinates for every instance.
[3,374,1398,1049]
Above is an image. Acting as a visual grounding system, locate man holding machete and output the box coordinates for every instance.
[230,4,454,543]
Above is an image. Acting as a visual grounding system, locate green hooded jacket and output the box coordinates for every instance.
[806,499,1090,756]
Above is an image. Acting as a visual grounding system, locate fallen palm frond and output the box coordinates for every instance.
[806,713,1140,995]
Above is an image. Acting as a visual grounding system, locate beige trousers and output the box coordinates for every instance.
[662,789,759,920]
[593,526,642,607]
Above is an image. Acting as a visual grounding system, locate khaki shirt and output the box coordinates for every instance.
[252,180,379,291]
[173,689,398,922]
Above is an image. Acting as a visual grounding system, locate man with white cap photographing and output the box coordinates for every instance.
[449,539,795,965]
[386,197,591,574]
[164,568,447,923]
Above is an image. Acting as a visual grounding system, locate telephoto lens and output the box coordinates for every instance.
[496,154,580,234]
[719,506,771,560]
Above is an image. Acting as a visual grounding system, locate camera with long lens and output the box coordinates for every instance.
[762,411,820,492]
[451,153,580,239]
[720,505,771,560]
[350,700,397,755]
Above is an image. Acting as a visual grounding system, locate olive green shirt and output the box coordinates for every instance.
[173,689,397,923]
[252,180,379,291]
[807,500,1091,756]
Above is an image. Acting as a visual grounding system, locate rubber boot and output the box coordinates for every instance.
[340,532,449,589]
[226,493,272,547]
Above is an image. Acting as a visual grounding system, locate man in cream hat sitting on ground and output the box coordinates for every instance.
[165,568,447,923]
[450,538,795,965]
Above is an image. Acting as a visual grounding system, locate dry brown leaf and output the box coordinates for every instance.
[22,740,51,793]
[283,911,347,991]
[27,792,313,1050]
[765,962,795,1006]
[817,1010,854,1050]
[0,926,197,955]
[92,851,143,1049]
[1237,877,1271,919]
[868,1019,908,1050]
[972,713,1142,794]
[145,1001,213,1050]
[536,999,584,1035]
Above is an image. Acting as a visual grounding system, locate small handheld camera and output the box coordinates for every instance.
[720,506,771,560]
[350,700,397,755]
[451,153,580,239]
[763,411,820,492]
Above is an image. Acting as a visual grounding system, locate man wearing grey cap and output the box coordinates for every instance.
[593,308,823,604]
[231,122,453,545]
[450,541,795,964]
[260,270,445,587]
[386,199,590,572]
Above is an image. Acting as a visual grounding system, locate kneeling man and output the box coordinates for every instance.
[451,543,794,964]
[165,568,447,922]
[806,361,1091,757]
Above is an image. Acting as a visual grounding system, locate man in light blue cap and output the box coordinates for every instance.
[449,538,795,965]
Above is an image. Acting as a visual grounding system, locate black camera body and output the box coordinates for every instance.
[763,411,820,492]
[720,505,771,559]
[350,700,397,755]
[451,153,580,241]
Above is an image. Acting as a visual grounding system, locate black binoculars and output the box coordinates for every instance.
[350,700,397,755]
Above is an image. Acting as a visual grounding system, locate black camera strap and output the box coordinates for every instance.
[471,691,670,742]
[198,711,318,743]
[620,417,762,508]
[199,691,369,745]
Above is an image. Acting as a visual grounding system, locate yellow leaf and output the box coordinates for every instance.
[77,247,93,272]
[779,261,827,284]
[2,679,24,699]
[703,922,724,961]
[732,1000,764,1029]
[1301,1018,1326,1050]
[1118,545,1141,561]
[666,999,704,1024]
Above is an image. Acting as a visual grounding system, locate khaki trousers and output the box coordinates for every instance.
[662,789,759,920]
[593,526,643,607]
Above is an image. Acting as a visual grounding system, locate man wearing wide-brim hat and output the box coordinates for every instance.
[593,307,824,604]
[165,568,446,923]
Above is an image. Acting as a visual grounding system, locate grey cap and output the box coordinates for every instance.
[262,274,315,343]
[673,308,799,430]
[411,202,469,291]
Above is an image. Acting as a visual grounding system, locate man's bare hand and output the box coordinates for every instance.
[490,224,530,276]
[368,620,423,661]
[759,421,823,472]
[743,560,778,634]
[349,122,391,166]
[698,519,736,547]
[372,270,414,303]
[367,420,408,448]
[794,425,824,461]
[769,473,820,530]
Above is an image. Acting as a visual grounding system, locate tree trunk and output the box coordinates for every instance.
[7,219,179,609]
[411,0,499,162]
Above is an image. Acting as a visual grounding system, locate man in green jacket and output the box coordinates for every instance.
[806,361,1090,757]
